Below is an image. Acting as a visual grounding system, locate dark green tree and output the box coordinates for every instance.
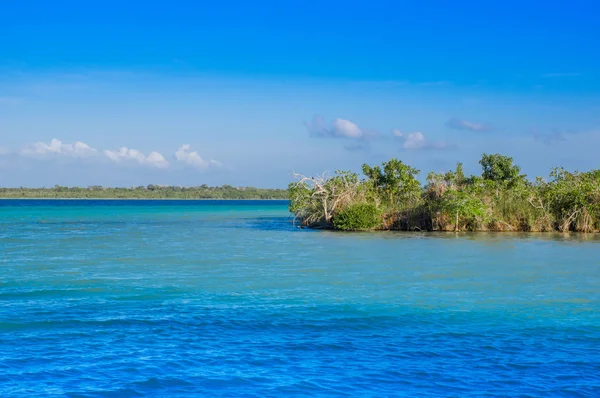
[362,158,420,207]
[479,153,525,187]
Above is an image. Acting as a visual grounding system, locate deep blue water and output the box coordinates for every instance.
[1,199,599,397]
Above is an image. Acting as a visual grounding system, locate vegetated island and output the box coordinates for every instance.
[289,153,600,233]
[0,185,288,200]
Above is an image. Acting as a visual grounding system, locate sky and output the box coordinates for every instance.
[1,0,599,188]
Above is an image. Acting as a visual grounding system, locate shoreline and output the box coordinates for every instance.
[302,225,599,234]
[0,197,289,201]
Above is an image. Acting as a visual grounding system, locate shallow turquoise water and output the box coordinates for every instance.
[1,199,599,397]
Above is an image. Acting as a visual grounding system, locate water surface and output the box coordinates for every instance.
[1,200,599,396]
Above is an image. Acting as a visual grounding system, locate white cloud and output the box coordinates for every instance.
[175,144,220,170]
[393,129,450,150]
[14,139,225,172]
[306,115,369,139]
[306,116,381,152]
[146,151,169,168]
[332,118,363,138]
[20,138,97,157]
[104,147,169,169]
[394,130,426,149]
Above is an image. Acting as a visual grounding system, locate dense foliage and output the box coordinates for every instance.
[289,154,600,232]
[0,185,288,200]
[333,202,380,231]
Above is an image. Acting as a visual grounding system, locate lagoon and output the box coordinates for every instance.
[1,200,599,396]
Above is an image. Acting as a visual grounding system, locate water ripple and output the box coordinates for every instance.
[1,200,599,397]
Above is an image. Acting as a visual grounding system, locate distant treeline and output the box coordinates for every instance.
[289,154,600,232]
[0,185,289,200]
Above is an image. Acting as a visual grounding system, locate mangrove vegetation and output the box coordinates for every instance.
[289,154,600,232]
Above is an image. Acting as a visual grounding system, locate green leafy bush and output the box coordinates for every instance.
[333,203,380,231]
[440,189,488,231]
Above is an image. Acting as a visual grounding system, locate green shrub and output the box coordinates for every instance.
[333,203,380,231]
[440,189,488,231]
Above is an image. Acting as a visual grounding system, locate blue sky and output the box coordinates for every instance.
[1,0,599,187]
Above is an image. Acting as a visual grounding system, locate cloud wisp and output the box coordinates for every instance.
[20,138,97,157]
[104,147,169,169]
[305,115,379,151]
[175,145,222,169]
[445,118,493,133]
[306,116,454,151]
[531,128,576,145]
[392,129,451,150]
[306,115,368,139]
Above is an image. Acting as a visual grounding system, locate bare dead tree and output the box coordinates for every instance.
[290,172,363,227]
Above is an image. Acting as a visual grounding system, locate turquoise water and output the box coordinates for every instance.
[1,200,599,397]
